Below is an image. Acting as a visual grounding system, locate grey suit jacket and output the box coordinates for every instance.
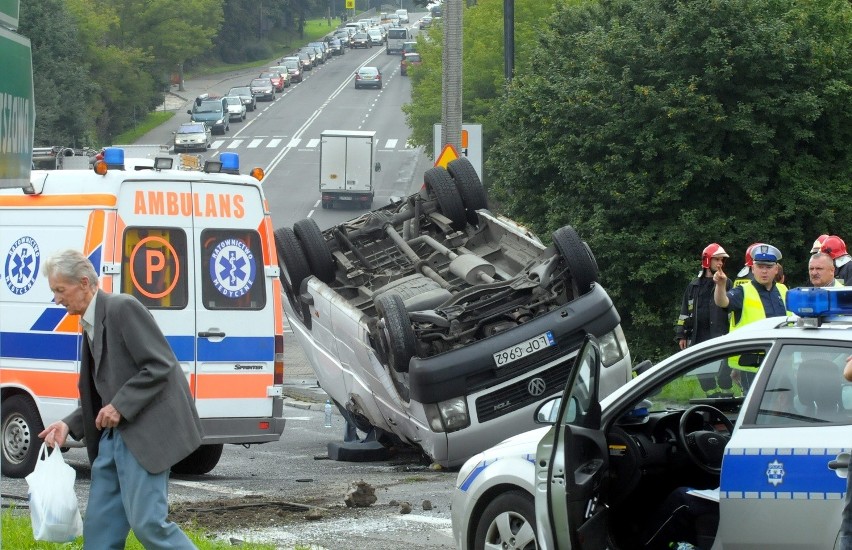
[64,290,202,474]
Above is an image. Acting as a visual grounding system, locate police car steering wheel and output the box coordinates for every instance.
[678,404,734,475]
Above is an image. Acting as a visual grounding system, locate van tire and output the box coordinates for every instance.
[171,444,224,475]
[373,293,416,373]
[1,394,45,478]
[424,167,467,231]
[447,157,487,225]
[274,227,312,321]
[552,225,598,296]
[293,218,336,284]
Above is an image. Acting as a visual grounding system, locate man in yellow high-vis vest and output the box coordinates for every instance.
[713,244,788,389]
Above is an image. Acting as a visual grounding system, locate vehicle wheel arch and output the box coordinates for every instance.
[469,486,536,550]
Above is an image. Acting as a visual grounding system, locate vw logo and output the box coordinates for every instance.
[528,378,546,396]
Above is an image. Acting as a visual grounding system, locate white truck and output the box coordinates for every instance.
[319,130,378,209]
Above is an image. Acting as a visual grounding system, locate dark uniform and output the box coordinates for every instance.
[836,258,852,286]
[675,274,733,394]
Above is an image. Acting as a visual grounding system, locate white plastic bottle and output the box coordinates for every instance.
[324,399,333,428]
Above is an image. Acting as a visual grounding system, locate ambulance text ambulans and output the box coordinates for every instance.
[0,148,286,478]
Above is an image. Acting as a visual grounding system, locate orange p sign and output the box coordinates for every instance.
[146,250,165,284]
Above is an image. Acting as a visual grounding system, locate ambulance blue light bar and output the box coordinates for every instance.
[787,287,852,317]
[220,152,239,174]
[103,147,125,170]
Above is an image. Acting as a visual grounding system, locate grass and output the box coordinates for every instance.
[1,508,276,550]
[113,111,174,145]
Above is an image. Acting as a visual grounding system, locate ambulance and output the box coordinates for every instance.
[0,147,286,478]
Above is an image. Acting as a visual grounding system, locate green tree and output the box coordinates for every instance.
[403,0,558,158]
[19,0,96,146]
[487,0,852,360]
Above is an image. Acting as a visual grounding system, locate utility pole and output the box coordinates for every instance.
[441,0,463,152]
[504,0,514,81]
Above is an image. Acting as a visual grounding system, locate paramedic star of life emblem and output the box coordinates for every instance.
[766,459,785,487]
[209,238,256,298]
[4,236,41,296]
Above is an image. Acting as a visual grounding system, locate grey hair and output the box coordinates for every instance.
[43,249,99,288]
[810,252,834,263]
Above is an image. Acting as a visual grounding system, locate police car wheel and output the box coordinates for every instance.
[474,490,537,550]
[293,218,336,284]
[1,394,45,478]
[678,404,734,475]
[552,225,598,296]
[372,293,416,374]
[423,167,467,231]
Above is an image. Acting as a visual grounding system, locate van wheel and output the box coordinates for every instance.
[423,167,467,231]
[274,227,312,321]
[293,218,336,284]
[447,157,487,225]
[552,226,598,296]
[1,395,44,478]
[474,491,537,550]
[171,444,224,475]
[372,294,416,373]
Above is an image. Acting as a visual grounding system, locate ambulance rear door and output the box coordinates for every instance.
[115,178,279,438]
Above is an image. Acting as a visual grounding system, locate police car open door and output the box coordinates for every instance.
[536,335,610,549]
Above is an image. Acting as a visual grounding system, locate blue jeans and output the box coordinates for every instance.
[83,429,196,549]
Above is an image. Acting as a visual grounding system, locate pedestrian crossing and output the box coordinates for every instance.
[207,137,418,151]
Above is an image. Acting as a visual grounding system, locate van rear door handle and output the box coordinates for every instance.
[198,331,226,338]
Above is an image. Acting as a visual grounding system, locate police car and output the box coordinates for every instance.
[452,287,852,550]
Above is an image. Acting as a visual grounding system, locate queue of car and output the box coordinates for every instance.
[173,12,427,152]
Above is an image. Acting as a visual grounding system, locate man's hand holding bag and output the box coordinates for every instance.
[25,443,83,542]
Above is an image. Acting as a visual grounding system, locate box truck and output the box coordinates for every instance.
[319,130,378,209]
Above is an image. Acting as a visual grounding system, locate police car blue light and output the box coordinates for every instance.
[786,286,852,317]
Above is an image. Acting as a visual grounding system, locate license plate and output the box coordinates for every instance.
[493,331,556,367]
[339,196,352,200]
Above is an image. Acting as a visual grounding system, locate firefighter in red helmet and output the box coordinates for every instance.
[820,235,852,285]
[675,244,733,395]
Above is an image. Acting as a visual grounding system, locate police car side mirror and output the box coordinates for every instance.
[535,396,562,424]
[737,353,764,369]
[633,359,652,377]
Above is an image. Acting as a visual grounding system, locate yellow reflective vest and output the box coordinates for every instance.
[729,282,789,372]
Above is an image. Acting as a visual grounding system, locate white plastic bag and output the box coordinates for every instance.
[25,443,83,542]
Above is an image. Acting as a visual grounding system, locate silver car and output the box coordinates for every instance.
[275,158,631,468]
[249,78,275,101]
[173,122,211,152]
[452,286,852,550]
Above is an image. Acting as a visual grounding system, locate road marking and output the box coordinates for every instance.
[170,480,254,497]
[267,138,282,148]
[287,138,301,147]
[227,140,242,149]
[306,138,320,148]
[314,200,321,207]
[385,139,398,149]
[210,140,225,149]
[248,139,263,148]
[395,515,453,527]
[307,209,315,218]
[283,416,311,421]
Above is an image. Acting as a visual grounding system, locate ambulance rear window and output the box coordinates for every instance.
[120,227,189,310]
[199,229,266,310]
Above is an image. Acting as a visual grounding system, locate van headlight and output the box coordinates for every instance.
[599,325,628,367]
[424,397,470,433]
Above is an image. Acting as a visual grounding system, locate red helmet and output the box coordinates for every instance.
[821,235,848,259]
[743,242,764,268]
[701,243,729,269]
[810,234,829,254]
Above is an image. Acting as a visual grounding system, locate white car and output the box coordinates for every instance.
[452,286,852,550]
[224,96,246,122]
[275,158,632,468]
